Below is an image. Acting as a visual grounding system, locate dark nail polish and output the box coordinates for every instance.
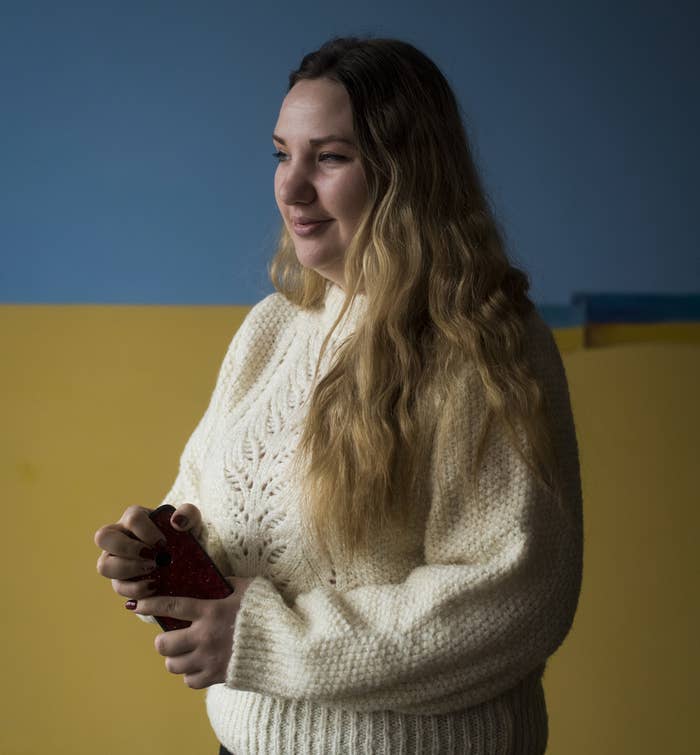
[173,514,188,527]
[125,600,137,610]
[156,539,168,550]
[140,547,155,560]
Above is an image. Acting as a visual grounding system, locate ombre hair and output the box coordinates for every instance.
[269,36,563,557]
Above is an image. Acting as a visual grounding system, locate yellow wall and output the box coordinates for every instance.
[2,306,697,755]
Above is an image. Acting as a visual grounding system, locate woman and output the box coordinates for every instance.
[94,36,583,754]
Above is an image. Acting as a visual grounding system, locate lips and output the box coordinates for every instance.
[292,216,331,224]
[291,218,333,237]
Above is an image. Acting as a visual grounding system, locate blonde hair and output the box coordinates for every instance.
[270,36,563,558]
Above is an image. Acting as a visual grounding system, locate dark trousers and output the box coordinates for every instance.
[218,746,234,755]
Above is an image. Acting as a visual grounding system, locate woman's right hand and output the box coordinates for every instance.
[94,503,203,600]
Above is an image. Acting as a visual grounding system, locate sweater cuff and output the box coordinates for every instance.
[225,575,297,696]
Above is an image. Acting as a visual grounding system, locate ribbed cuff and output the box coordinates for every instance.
[226,575,295,696]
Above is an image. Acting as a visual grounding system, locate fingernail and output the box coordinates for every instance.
[173,515,188,527]
[125,600,137,610]
[140,547,156,559]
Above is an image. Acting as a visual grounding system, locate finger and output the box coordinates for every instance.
[94,524,161,560]
[117,505,165,548]
[112,578,158,599]
[154,630,197,658]
[183,671,210,690]
[165,652,201,677]
[130,595,200,622]
[97,551,156,580]
[170,503,203,538]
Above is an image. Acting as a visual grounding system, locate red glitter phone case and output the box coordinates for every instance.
[147,504,233,632]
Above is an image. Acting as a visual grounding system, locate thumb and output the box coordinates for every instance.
[170,503,203,539]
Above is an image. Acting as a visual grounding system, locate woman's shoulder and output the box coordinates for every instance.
[231,291,302,348]
[524,308,558,347]
[454,308,560,377]
[522,308,568,385]
[212,292,304,399]
[442,308,567,419]
[243,290,300,330]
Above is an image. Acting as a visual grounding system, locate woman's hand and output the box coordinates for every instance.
[94,503,203,600]
[126,576,255,689]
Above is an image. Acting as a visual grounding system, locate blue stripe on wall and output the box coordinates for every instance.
[536,293,700,332]
[538,302,587,329]
[571,293,700,324]
[1,2,699,305]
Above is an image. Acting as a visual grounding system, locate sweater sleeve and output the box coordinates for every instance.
[225,312,584,713]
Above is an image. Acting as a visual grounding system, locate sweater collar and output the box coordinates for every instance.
[322,283,366,331]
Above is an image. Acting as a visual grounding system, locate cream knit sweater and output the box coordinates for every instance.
[154,283,583,755]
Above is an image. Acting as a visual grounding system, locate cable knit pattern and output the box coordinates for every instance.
[156,283,583,754]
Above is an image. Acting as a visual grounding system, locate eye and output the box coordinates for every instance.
[271,151,347,163]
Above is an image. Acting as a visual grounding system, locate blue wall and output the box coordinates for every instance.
[2,0,698,305]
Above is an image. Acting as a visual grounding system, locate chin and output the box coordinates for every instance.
[294,248,341,271]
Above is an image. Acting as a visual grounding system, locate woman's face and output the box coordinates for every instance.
[273,78,368,289]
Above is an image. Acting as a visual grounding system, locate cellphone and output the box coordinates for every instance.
[146,504,233,631]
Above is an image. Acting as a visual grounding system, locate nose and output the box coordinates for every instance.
[277,161,316,206]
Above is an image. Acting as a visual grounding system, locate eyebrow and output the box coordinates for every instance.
[272,133,357,148]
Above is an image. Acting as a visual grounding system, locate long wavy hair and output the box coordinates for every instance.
[269,36,564,558]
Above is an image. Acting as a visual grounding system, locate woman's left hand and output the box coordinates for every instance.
[128,575,255,689]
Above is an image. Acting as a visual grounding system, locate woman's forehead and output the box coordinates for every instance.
[277,79,352,130]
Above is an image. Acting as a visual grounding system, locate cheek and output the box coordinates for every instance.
[273,172,282,204]
[337,173,368,221]
[347,186,369,222]
[273,168,290,208]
